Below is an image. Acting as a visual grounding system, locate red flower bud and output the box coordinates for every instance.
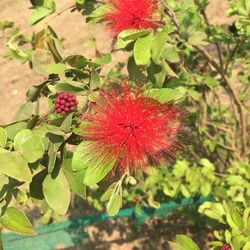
[199,65,206,74]
[55,93,78,115]
[220,244,231,250]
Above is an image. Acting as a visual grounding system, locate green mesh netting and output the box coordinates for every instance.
[2,195,212,250]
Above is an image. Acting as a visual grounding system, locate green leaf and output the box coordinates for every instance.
[14,129,33,151]
[29,170,47,200]
[26,82,48,102]
[90,69,101,89]
[200,181,211,196]
[163,182,179,197]
[15,102,34,121]
[162,25,175,34]
[162,44,180,63]
[83,156,116,186]
[225,229,231,243]
[148,88,183,102]
[204,77,218,89]
[168,242,186,250]
[43,124,64,135]
[127,57,147,83]
[42,63,68,74]
[4,122,27,140]
[64,55,87,69]
[76,0,85,4]
[43,170,70,214]
[1,207,35,235]
[152,31,168,62]
[187,89,200,101]
[107,193,122,216]
[101,183,117,202]
[72,142,90,171]
[243,207,250,230]
[62,159,86,199]
[169,235,200,250]
[21,135,45,163]
[148,194,160,209]
[243,242,250,250]
[134,34,153,65]
[163,61,177,77]
[29,7,51,26]
[118,29,150,41]
[46,133,64,173]
[31,0,55,9]
[180,184,191,198]
[0,20,14,30]
[47,144,58,174]
[86,5,108,24]
[0,152,32,183]
[147,61,166,87]
[7,34,29,61]
[231,236,241,250]
[95,53,112,66]
[55,80,87,93]
[60,113,73,133]
[198,202,226,223]
[225,206,244,231]
[188,31,208,46]
[114,37,134,50]
[0,127,7,148]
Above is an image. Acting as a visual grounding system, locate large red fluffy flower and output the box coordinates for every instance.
[104,0,159,34]
[81,85,183,175]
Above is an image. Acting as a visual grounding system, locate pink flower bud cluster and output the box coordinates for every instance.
[54,93,78,115]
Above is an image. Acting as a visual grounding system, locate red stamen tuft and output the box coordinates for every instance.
[104,0,160,35]
[80,84,184,175]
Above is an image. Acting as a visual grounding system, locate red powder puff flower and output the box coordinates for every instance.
[104,0,160,35]
[80,84,183,176]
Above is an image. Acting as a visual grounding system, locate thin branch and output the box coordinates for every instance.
[224,41,241,73]
[206,122,233,134]
[214,172,230,177]
[203,130,242,161]
[45,4,76,25]
[162,0,247,156]
[200,10,224,69]
[194,45,247,155]
[161,0,180,30]
[203,131,236,152]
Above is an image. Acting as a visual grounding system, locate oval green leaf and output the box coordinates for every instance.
[14,129,33,151]
[107,193,122,216]
[0,127,7,148]
[134,34,153,65]
[21,135,45,163]
[1,207,35,235]
[0,152,32,183]
[83,156,115,187]
[42,170,70,214]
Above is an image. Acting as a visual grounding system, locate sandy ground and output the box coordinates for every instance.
[0,0,234,124]
[0,0,126,124]
[0,1,234,249]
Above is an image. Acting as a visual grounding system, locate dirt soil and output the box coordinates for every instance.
[0,0,234,249]
[0,0,235,124]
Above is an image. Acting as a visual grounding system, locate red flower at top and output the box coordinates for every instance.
[104,0,159,35]
[81,84,183,175]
